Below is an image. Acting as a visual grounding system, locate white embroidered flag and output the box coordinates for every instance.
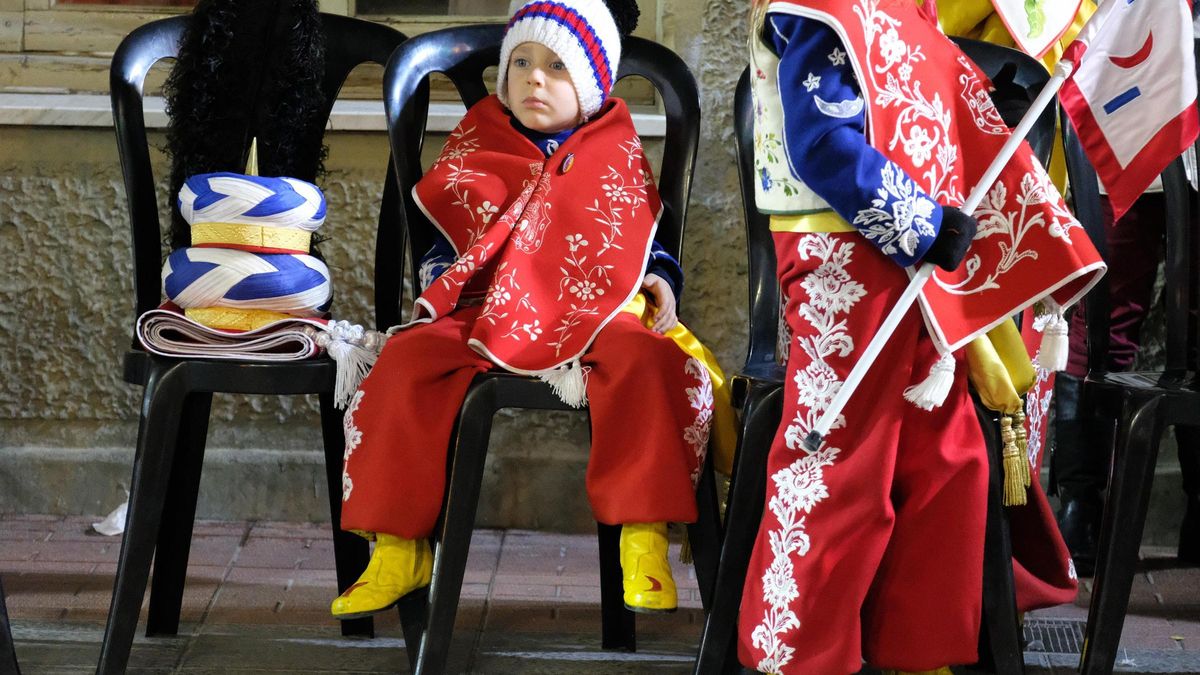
[1060,0,1199,219]
[990,0,1084,57]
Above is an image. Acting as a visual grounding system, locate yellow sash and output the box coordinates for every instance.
[621,294,739,475]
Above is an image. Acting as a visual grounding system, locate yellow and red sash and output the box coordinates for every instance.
[411,96,662,375]
[764,0,1104,354]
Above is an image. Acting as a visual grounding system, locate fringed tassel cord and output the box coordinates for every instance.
[1013,410,1031,488]
[904,351,955,410]
[538,359,588,408]
[1000,415,1027,506]
[311,321,388,409]
[1035,301,1069,371]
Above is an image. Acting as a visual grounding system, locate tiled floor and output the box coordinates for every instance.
[1,515,1198,673]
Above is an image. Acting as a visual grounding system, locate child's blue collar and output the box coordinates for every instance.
[509,115,577,157]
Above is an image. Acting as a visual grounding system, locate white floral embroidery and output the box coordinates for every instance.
[851,162,938,258]
[683,358,714,486]
[341,389,365,502]
[753,234,862,674]
[548,138,651,356]
[935,164,1081,296]
[828,47,847,66]
[854,0,964,205]
[802,72,821,92]
[1025,357,1054,469]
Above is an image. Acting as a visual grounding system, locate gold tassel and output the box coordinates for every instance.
[1001,415,1027,506]
[679,526,693,564]
[1013,409,1031,487]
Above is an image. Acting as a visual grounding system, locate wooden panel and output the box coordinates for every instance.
[0,12,20,52]
[24,9,180,53]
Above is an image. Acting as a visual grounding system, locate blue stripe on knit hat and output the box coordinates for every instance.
[513,2,611,99]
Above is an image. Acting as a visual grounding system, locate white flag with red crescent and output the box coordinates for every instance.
[1060,0,1199,220]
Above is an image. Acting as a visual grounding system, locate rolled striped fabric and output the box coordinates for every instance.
[180,172,326,253]
[180,172,326,231]
[144,171,386,409]
[163,247,332,318]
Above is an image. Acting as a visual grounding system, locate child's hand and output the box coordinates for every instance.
[641,273,678,334]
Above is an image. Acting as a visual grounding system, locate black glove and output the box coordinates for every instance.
[923,205,977,272]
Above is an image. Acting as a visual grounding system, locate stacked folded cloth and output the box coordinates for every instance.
[137,172,385,407]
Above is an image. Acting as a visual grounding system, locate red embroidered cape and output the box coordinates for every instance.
[410,95,663,375]
[766,0,1105,353]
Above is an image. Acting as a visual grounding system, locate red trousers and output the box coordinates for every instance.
[339,304,707,539]
[738,233,988,674]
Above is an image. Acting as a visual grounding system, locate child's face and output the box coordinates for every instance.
[506,42,581,134]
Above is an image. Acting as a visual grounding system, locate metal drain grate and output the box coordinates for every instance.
[1023,617,1087,655]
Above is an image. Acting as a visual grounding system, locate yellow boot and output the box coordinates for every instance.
[620,522,677,613]
[330,534,432,620]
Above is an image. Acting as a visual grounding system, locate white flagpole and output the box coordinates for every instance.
[800,5,1123,454]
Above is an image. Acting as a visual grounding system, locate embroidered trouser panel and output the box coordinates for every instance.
[1010,332,1078,612]
[737,233,988,675]
[339,304,707,540]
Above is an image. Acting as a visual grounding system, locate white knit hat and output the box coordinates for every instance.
[497,0,623,120]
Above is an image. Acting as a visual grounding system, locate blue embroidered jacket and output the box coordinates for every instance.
[766,12,943,267]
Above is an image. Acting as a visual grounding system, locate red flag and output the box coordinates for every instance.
[1060,0,1199,220]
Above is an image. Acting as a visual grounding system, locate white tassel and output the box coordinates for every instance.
[1035,308,1069,371]
[315,321,388,409]
[538,359,588,408]
[903,351,955,411]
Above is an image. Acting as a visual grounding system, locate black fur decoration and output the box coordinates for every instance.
[163,0,327,252]
[602,0,640,36]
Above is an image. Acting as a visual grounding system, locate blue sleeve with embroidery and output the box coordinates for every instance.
[418,228,683,298]
[418,235,456,291]
[767,12,942,267]
[646,240,683,300]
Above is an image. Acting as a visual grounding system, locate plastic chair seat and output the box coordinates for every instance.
[380,23,718,674]
[0,577,18,674]
[99,12,405,675]
[1059,65,1198,667]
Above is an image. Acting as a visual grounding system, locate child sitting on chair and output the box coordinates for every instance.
[331,0,724,619]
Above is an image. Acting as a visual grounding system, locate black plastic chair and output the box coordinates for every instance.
[0,577,18,675]
[1062,112,1199,675]
[381,24,721,674]
[99,14,405,675]
[693,37,1056,674]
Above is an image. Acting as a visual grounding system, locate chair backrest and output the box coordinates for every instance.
[1063,117,1195,375]
[110,14,406,333]
[382,24,701,307]
[734,36,1057,370]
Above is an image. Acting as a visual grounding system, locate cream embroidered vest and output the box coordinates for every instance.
[748,3,831,216]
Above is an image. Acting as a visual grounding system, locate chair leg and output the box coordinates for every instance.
[694,384,782,675]
[317,393,374,639]
[1079,398,1164,675]
[974,402,1023,674]
[599,522,636,651]
[97,362,189,675]
[688,453,724,610]
[411,381,496,675]
[0,576,19,675]
[145,392,212,637]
